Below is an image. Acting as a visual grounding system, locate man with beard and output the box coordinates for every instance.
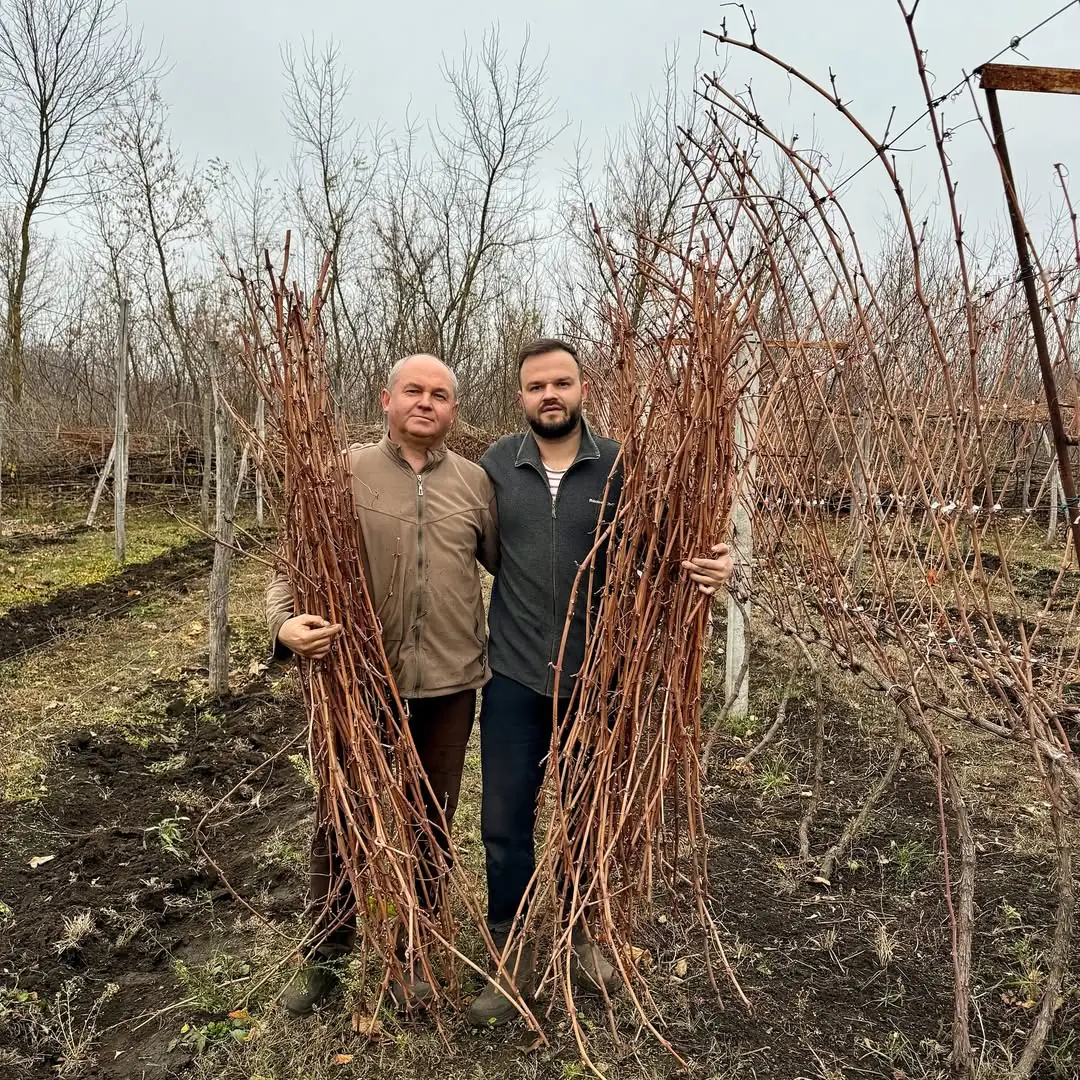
[467,338,732,1026]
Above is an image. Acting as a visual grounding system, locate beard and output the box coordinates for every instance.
[527,403,581,440]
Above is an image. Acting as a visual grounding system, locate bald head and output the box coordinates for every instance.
[386,353,459,398]
[381,353,459,451]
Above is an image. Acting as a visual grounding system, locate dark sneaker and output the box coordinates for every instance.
[466,940,535,1028]
[280,963,340,1017]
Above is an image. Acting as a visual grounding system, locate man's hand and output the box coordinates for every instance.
[277,614,343,660]
[681,543,734,596]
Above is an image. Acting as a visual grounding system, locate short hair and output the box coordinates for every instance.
[516,337,580,374]
[386,353,459,397]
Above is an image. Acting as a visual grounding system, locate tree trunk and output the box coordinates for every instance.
[208,368,236,699]
[113,298,130,563]
[5,204,32,405]
[0,398,6,517]
[200,385,213,531]
[255,395,265,527]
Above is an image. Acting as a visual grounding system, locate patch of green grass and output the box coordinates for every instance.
[174,953,253,1014]
[891,839,936,883]
[756,751,793,798]
[720,709,760,741]
[147,753,187,776]
[287,753,318,794]
[146,815,189,860]
[258,827,306,872]
[0,507,198,614]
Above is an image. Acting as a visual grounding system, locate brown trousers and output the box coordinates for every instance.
[308,688,476,958]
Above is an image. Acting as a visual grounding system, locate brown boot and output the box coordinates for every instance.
[569,925,618,995]
[467,938,535,1027]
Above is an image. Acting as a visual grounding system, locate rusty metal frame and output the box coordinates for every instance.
[978,62,1080,560]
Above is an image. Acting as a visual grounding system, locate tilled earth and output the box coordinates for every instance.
[0,674,308,1079]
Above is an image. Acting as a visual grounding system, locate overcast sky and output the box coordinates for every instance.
[129,0,1080,249]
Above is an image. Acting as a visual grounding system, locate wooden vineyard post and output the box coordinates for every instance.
[0,396,6,518]
[725,343,759,721]
[1046,429,1062,544]
[200,385,213,531]
[207,347,236,698]
[255,395,265,527]
[113,297,130,562]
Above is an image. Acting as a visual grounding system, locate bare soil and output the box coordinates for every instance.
[0,673,307,1079]
[0,535,1076,1080]
[0,538,213,662]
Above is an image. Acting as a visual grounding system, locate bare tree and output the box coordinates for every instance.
[373,27,557,403]
[283,37,380,394]
[220,157,284,279]
[110,83,221,523]
[559,52,705,337]
[0,0,143,402]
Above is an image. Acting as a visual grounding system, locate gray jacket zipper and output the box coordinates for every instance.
[549,478,560,692]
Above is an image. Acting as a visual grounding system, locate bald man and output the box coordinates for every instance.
[267,354,498,1015]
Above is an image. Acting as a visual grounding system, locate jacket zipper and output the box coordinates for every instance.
[521,436,601,694]
[549,478,559,692]
[414,469,424,693]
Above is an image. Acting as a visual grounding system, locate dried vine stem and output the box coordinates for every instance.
[230,238,518,1031]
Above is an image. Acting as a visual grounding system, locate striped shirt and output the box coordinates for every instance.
[544,466,566,502]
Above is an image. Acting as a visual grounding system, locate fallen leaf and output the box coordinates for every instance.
[29,855,56,869]
[248,657,264,676]
[331,1053,354,1064]
[673,958,688,978]
[623,945,654,971]
[350,1012,384,1037]
[227,1009,249,1021]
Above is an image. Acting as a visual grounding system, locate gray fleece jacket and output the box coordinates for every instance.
[479,421,622,698]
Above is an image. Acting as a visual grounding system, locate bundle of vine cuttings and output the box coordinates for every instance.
[520,246,754,1065]
[235,239,488,1019]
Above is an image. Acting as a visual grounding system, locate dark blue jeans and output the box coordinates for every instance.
[480,672,570,942]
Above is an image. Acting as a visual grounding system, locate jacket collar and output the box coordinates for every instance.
[514,418,601,470]
[380,432,447,471]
